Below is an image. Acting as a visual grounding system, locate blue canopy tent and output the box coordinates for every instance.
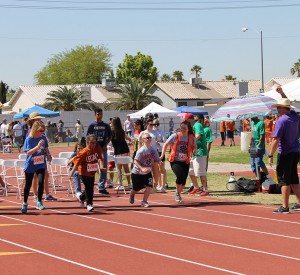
[175,106,208,115]
[13,106,60,119]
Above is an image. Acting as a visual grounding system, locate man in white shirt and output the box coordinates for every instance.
[13,121,23,152]
[0,118,7,138]
[124,115,133,137]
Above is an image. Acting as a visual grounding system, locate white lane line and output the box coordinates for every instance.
[1,215,244,275]
[3,201,300,263]
[118,194,300,225]
[0,238,115,275]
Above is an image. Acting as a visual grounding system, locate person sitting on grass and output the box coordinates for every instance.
[129,132,161,208]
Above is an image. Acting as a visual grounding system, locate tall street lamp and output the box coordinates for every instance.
[242,27,264,93]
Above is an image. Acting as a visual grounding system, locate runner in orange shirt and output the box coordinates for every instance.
[70,134,104,212]
[220,120,226,146]
[243,118,251,132]
[264,116,273,144]
[225,114,235,146]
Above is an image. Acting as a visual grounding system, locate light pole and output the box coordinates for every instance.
[242,27,264,93]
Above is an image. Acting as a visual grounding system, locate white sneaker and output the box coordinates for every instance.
[115,185,124,191]
[160,187,167,193]
[75,192,82,200]
[141,201,150,207]
[156,186,161,191]
[87,205,94,212]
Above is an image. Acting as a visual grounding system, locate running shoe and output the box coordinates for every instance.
[159,187,167,193]
[291,204,300,211]
[273,206,290,214]
[127,184,133,189]
[21,203,28,214]
[141,201,150,207]
[189,188,200,195]
[36,201,46,210]
[183,185,194,194]
[99,189,110,195]
[115,185,124,191]
[175,193,182,203]
[87,205,94,212]
[129,193,135,204]
[199,191,209,196]
[44,194,57,201]
[75,192,82,201]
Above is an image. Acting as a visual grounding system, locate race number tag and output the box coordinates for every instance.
[178,153,187,161]
[33,155,45,165]
[87,163,98,172]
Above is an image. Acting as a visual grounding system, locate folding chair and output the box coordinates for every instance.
[1,137,12,153]
[14,160,26,199]
[114,156,133,194]
[1,159,19,196]
[58,152,74,159]
[48,158,72,195]
[18,154,27,160]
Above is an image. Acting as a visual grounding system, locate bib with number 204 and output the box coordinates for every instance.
[178,153,187,161]
[87,163,98,172]
[33,155,45,165]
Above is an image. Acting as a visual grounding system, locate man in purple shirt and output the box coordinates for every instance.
[269,86,300,213]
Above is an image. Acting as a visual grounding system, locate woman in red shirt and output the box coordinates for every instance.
[70,135,104,212]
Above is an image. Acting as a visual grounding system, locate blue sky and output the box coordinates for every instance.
[0,0,299,89]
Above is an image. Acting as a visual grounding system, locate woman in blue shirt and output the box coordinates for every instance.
[21,121,48,214]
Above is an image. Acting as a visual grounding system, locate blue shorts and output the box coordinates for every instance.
[251,150,266,173]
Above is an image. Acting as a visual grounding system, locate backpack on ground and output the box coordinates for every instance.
[236,177,258,193]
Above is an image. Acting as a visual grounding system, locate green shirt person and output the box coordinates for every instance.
[193,121,208,157]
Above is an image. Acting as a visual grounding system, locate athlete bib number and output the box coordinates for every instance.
[87,163,98,172]
[33,155,45,165]
[178,153,187,161]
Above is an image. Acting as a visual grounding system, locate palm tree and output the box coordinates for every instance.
[160,74,172,81]
[190,65,202,78]
[172,70,184,81]
[106,78,162,110]
[224,75,237,80]
[43,86,96,111]
[290,59,300,77]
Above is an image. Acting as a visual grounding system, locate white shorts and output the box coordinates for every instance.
[189,156,207,177]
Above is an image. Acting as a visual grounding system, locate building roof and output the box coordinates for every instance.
[153,78,298,101]
[154,81,223,100]
[7,84,121,107]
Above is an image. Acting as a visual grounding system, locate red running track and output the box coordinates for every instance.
[1,190,300,275]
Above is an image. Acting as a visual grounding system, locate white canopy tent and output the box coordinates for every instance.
[263,78,300,101]
[128,102,179,118]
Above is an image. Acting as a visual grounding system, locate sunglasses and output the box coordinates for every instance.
[143,136,152,140]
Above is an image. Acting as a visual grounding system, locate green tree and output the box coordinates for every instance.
[116,52,158,85]
[224,75,237,80]
[190,65,202,78]
[160,74,172,81]
[43,86,96,111]
[106,78,162,110]
[290,59,300,77]
[35,45,112,85]
[172,70,184,81]
[0,81,9,105]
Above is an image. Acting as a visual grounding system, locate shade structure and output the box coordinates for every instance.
[128,102,179,119]
[14,105,60,119]
[174,105,208,115]
[211,95,277,122]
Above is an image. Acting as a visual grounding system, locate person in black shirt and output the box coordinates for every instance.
[87,108,112,195]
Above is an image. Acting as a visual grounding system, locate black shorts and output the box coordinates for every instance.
[277,151,299,186]
[227,131,234,139]
[158,151,165,162]
[131,172,153,191]
[220,132,226,141]
[170,161,190,185]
